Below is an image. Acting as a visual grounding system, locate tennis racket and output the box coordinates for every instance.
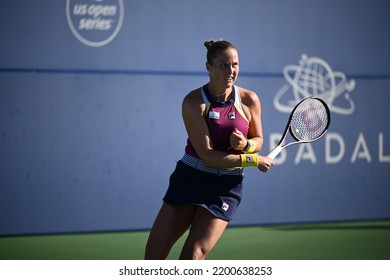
[268,97,330,159]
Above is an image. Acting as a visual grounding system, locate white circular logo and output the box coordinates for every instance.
[66,0,124,47]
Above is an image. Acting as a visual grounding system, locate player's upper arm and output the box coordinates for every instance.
[240,88,264,151]
[181,90,213,159]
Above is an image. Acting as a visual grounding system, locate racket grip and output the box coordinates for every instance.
[267,146,282,159]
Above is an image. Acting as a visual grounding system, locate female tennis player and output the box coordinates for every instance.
[144,40,274,260]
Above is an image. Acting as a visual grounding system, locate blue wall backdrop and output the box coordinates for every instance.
[0,0,389,235]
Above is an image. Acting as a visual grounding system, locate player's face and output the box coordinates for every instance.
[207,48,239,90]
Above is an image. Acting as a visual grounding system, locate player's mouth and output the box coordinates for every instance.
[224,76,234,82]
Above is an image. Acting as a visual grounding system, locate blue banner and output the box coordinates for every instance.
[0,0,389,235]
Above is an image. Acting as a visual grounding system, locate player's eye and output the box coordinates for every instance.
[219,63,228,69]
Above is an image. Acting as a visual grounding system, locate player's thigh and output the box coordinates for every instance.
[146,203,195,249]
[180,207,228,259]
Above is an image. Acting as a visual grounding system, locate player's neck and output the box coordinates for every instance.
[207,83,232,102]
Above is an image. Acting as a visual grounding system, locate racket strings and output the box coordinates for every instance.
[290,99,329,141]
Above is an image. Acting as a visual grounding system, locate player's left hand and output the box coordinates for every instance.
[230,128,247,151]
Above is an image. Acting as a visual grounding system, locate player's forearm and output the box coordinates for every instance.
[200,150,242,168]
[248,136,263,153]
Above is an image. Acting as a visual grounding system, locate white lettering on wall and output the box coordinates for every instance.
[269,132,388,165]
[379,132,390,163]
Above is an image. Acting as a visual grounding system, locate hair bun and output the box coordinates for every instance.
[204,39,236,64]
[204,40,218,50]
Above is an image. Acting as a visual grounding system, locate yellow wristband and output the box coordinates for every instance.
[240,154,259,167]
[244,139,256,153]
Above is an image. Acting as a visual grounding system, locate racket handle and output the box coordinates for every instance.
[267,146,282,159]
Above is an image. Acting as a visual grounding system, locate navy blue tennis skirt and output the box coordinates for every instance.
[163,160,244,221]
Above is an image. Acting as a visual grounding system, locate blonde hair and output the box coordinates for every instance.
[204,39,237,65]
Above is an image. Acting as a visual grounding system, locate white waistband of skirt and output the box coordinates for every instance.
[181,153,244,176]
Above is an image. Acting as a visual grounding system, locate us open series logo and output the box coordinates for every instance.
[66,0,125,47]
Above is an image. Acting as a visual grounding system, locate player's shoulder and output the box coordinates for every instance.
[183,87,202,104]
[182,87,205,115]
[235,85,260,104]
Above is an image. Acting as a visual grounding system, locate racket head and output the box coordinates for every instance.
[288,97,330,142]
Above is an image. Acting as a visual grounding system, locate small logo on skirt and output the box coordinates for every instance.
[222,202,229,211]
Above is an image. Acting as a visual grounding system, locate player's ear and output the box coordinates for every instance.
[206,62,211,73]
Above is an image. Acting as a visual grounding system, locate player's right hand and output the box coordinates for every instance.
[257,155,274,173]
